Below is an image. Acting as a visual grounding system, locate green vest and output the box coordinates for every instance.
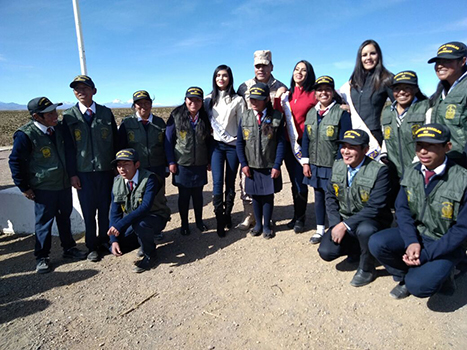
[242,109,283,169]
[432,77,467,160]
[122,116,166,168]
[382,100,429,178]
[18,122,70,191]
[112,168,171,221]
[63,104,115,172]
[304,104,342,167]
[172,108,209,166]
[330,157,384,220]
[401,162,467,240]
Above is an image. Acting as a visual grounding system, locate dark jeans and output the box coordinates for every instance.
[34,188,76,259]
[178,186,204,228]
[369,228,464,297]
[284,141,308,197]
[211,141,239,196]
[318,219,381,271]
[76,171,113,251]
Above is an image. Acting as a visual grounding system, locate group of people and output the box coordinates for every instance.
[9,39,467,300]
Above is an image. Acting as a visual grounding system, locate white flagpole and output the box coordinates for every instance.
[72,0,87,75]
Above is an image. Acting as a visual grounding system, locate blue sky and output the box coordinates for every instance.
[1,0,466,107]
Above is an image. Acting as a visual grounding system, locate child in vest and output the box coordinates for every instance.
[9,97,87,273]
[236,83,285,239]
[302,76,352,244]
[165,87,212,236]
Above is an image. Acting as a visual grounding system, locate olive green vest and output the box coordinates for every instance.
[330,157,384,220]
[432,77,467,160]
[401,162,467,240]
[63,104,115,172]
[382,100,429,178]
[112,168,171,220]
[172,108,209,166]
[304,104,342,167]
[122,116,166,168]
[241,109,283,169]
[19,122,70,191]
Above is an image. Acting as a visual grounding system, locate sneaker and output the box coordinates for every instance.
[36,258,51,274]
[87,250,100,262]
[63,247,87,260]
[310,231,323,244]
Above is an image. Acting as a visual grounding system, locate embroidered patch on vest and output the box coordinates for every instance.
[243,129,250,140]
[384,126,391,140]
[101,127,109,139]
[441,201,453,219]
[411,124,421,138]
[74,128,82,141]
[179,130,187,140]
[307,125,312,136]
[406,190,411,202]
[41,146,52,158]
[445,105,456,120]
[326,126,335,137]
[158,132,164,143]
[128,131,135,142]
[360,189,370,203]
[333,183,339,197]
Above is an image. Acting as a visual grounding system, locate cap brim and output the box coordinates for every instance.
[111,157,136,165]
[41,103,63,113]
[415,137,446,144]
[391,81,418,87]
[254,60,270,66]
[427,53,464,64]
[70,81,94,89]
[337,139,366,145]
[185,94,203,99]
[250,96,267,101]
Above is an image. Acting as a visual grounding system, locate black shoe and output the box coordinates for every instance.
[250,227,262,237]
[346,255,360,264]
[293,220,305,234]
[350,268,376,287]
[438,270,457,296]
[63,247,87,260]
[390,283,410,299]
[36,258,51,274]
[196,223,208,232]
[309,232,323,244]
[180,227,191,236]
[263,228,275,239]
[87,250,100,262]
[133,256,153,273]
[286,218,296,230]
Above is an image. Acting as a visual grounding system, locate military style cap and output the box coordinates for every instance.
[337,129,370,146]
[427,41,467,63]
[70,75,95,89]
[254,50,272,66]
[185,86,203,99]
[249,82,270,101]
[27,97,63,115]
[133,90,151,102]
[391,70,418,86]
[111,148,139,165]
[314,75,335,89]
[415,123,451,144]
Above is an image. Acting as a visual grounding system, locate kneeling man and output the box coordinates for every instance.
[108,149,170,273]
[318,129,392,287]
[369,124,467,299]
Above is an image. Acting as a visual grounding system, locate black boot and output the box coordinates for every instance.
[224,191,235,229]
[213,195,225,237]
[286,186,298,229]
[293,191,308,233]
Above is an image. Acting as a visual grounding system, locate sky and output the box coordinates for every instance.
[1,0,467,107]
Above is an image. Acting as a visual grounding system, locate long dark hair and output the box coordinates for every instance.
[429,61,467,106]
[210,65,236,107]
[289,60,315,96]
[172,101,211,139]
[350,39,392,91]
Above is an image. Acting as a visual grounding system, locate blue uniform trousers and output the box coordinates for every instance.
[76,171,113,251]
[34,188,76,259]
[369,228,464,298]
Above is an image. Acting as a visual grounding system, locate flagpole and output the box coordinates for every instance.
[72,0,87,75]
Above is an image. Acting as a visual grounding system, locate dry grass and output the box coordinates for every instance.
[0,107,174,147]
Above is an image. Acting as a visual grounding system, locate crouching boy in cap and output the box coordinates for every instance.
[369,124,467,299]
[318,129,392,287]
[9,97,87,273]
[107,149,170,273]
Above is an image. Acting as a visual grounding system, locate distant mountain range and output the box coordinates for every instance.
[0,101,166,111]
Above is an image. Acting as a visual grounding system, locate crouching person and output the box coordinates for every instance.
[318,129,393,287]
[107,149,170,273]
[369,124,467,299]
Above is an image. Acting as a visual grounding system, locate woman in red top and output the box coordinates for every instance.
[276,60,317,233]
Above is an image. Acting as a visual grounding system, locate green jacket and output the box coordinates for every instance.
[122,116,166,168]
[18,122,70,191]
[112,168,170,221]
[382,100,429,178]
[432,76,467,161]
[63,104,115,172]
[241,108,283,169]
[401,162,467,240]
[304,104,342,167]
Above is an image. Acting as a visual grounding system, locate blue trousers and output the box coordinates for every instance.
[284,141,308,197]
[76,171,113,251]
[117,214,168,258]
[369,228,464,298]
[318,219,381,271]
[211,141,239,196]
[178,186,204,228]
[34,188,76,259]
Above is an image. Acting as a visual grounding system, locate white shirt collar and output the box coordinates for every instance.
[33,121,52,134]
[78,101,96,115]
[315,100,337,114]
[136,112,153,123]
[421,156,448,176]
[348,157,366,172]
[124,169,139,186]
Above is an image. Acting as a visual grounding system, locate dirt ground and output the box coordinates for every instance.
[1,147,467,350]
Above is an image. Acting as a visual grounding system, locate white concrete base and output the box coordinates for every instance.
[0,187,85,235]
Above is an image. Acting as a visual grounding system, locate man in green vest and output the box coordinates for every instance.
[428,41,467,167]
[107,149,170,273]
[318,129,392,287]
[370,124,467,299]
[9,97,87,273]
